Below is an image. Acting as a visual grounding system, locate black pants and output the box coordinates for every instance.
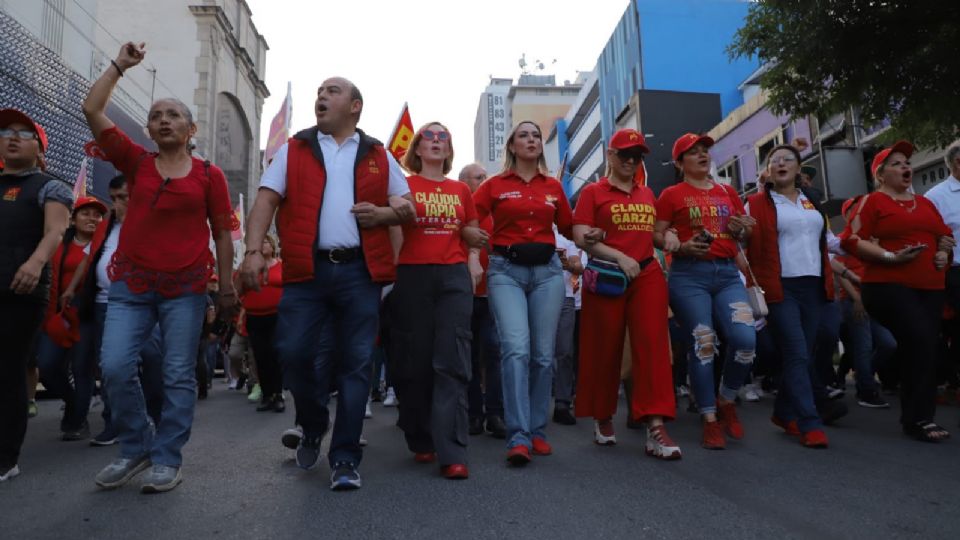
[941,267,960,386]
[0,294,46,469]
[862,283,944,426]
[389,264,473,465]
[247,313,282,397]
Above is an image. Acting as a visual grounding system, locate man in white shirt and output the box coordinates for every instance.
[552,228,584,425]
[241,77,413,491]
[925,142,960,389]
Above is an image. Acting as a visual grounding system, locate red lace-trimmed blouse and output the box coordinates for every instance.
[97,127,234,297]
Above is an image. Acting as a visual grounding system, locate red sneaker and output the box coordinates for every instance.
[716,401,744,440]
[701,420,726,450]
[645,425,682,460]
[771,416,801,436]
[441,464,469,479]
[506,445,531,465]
[800,429,829,448]
[531,437,553,456]
[414,452,437,464]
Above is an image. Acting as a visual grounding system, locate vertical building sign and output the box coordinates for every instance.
[487,93,507,164]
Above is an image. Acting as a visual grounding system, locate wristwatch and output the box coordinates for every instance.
[882,251,895,262]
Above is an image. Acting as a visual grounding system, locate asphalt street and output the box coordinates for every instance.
[2,383,959,540]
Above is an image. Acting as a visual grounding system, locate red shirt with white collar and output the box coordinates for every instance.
[473,171,573,247]
[573,177,656,262]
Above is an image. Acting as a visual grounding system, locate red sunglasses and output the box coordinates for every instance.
[420,129,450,142]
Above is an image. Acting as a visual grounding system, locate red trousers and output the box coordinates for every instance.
[575,262,675,421]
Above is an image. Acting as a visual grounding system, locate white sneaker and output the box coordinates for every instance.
[382,387,398,407]
[645,425,682,460]
[739,384,762,402]
[0,464,20,482]
[594,419,617,446]
[364,398,373,419]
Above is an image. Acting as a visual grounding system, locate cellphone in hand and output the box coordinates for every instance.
[695,229,715,245]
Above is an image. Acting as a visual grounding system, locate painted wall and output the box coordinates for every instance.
[710,108,812,191]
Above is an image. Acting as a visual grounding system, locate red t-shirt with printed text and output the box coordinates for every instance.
[96,127,234,296]
[398,175,477,265]
[574,178,656,262]
[840,192,952,290]
[473,171,573,246]
[655,181,745,260]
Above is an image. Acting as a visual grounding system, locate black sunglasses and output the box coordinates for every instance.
[616,148,645,162]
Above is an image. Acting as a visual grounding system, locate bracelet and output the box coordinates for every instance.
[244,249,262,256]
[110,59,124,77]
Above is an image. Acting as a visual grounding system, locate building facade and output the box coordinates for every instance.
[0,0,268,204]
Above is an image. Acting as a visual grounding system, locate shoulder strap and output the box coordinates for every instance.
[204,160,211,179]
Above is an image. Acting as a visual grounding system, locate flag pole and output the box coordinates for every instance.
[388,102,408,145]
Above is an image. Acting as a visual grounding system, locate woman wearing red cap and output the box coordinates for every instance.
[240,235,284,412]
[36,196,107,441]
[573,129,681,459]
[745,145,832,448]
[82,42,237,492]
[654,133,756,450]
[0,108,73,482]
[841,141,954,442]
[473,120,573,465]
[389,122,485,479]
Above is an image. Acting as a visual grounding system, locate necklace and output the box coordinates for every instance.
[894,196,917,213]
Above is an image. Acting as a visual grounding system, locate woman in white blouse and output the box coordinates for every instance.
[745,144,833,448]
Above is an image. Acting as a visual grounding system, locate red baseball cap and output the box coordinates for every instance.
[609,129,650,153]
[74,196,108,216]
[870,140,914,178]
[0,108,49,151]
[672,133,714,161]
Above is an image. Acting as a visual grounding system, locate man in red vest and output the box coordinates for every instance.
[241,77,414,491]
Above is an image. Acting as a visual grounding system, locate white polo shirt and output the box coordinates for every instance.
[259,131,409,249]
[924,175,960,266]
[771,190,824,277]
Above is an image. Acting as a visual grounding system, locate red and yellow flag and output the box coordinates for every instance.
[387,103,414,162]
[263,82,292,168]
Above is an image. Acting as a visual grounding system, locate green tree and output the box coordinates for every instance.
[729,0,960,148]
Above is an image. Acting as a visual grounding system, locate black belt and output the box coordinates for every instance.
[637,256,655,270]
[318,247,362,263]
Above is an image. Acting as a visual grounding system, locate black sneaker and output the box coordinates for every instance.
[816,398,849,425]
[469,417,485,436]
[485,415,507,439]
[552,405,577,426]
[281,426,303,450]
[857,392,891,409]
[330,462,362,491]
[296,436,322,470]
[61,422,90,442]
[90,430,118,447]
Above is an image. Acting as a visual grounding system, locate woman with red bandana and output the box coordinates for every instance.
[841,141,954,442]
[82,42,237,492]
[390,122,486,479]
[654,133,756,450]
[573,129,681,460]
[473,120,573,465]
[37,196,107,441]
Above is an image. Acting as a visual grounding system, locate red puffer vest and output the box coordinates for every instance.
[746,187,834,303]
[277,127,396,284]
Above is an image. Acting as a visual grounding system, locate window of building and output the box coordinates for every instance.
[755,125,786,168]
[716,158,742,191]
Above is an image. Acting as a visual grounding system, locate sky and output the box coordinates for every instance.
[245,0,631,174]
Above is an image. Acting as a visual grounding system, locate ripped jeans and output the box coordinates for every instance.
[668,258,756,415]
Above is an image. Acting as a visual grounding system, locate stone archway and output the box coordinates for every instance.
[214,92,252,205]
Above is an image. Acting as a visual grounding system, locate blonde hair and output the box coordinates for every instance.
[500,120,549,176]
[401,121,454,175]
[262,234,279,258]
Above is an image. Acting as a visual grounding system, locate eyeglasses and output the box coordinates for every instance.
[768,155,797,165]
[420,129,450,142]
[0,128,38,141]
[616,148,645,162]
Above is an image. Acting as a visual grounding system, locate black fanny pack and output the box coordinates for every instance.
[493,243,556,266]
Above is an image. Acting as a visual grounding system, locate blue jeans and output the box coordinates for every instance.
[812,300,842,398]
[668,258,756,415]
[100,281,206,467]
[276,257,381,468]
[487,254,564,449]
[767,277,825,433]
[840,298,897,396]
[95,303,163,435]
[37,318,97,431]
